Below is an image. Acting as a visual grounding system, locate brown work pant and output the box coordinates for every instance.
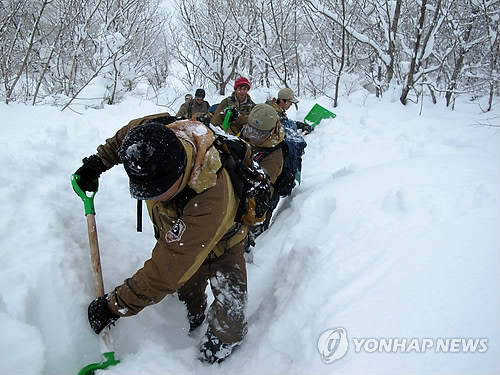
[177,239,248,344]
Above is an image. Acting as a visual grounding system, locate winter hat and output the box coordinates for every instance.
[234,76,251,90]
[247,104,279,131]
[277,87,299,103]
[118,122,186,200]
[195,88,205,98]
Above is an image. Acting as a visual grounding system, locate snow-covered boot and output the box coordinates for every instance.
[88,295,120,334]
[199,327,239,364]
[187,311,206,333]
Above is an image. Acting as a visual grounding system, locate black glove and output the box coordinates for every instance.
[197,113,212,126]
[74,154,107,192]
[230,108,240,121]
[224,107,239,122]
[88,295,120,334]
[296,121,313,134]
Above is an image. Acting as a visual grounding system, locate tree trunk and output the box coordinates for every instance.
[6,0,49,103]
[376,65,382,97]
[293,0,300,95]
[487,42,499,112]
[387,0,402,84]
[445,20,474,107]
[334,0,346,108]
[400,0,427,105]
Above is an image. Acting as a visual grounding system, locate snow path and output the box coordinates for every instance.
[0,92,498,375]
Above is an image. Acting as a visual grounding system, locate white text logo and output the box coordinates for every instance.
[317,328,488,364]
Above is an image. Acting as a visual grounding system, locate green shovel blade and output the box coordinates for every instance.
[304,104,336,128]
[77,352,120,375]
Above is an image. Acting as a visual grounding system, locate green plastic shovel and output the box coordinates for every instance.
[303,104,336,128]
[71,174,120,375]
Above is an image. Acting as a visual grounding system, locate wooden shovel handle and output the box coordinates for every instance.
[86,214,105,298]
[86,214,115,355]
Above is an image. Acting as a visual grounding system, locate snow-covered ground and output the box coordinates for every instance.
[0,90,499,375]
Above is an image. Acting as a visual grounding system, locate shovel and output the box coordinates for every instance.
[303,103,336,128]
[222,106,232,132]
[71,174,120,375]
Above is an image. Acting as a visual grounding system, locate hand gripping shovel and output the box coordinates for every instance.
[71,175,120,375]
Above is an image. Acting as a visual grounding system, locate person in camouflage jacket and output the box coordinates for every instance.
[176,88,210,120]
[212,77,255,136]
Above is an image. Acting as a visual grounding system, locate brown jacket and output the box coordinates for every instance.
[266,98,288,124]
[212,93,255,136]
[95,114,247,316]
[243,125,285,185]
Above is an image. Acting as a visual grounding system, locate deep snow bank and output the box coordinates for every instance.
[0,93,498,375]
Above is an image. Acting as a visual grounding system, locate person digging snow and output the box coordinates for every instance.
[73,114,251,364]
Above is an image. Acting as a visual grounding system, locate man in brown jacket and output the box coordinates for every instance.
[212,77,255,136]
[239,104,286,248]
[176,88,210,120]
[266,88,313,134]
[241,104,285,185]
[73,114,251,364]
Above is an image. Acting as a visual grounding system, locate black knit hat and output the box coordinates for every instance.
[118,122,186,200]
[195,88,205,98]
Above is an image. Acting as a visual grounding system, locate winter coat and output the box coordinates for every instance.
[176,99,210,120]
[266,98,311,134]
[212,93,255,136]
[266,99,288,125]
[243,124,285,185]
[95,113,248,317]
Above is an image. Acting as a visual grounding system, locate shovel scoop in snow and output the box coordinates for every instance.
[72,174,120,375]
[303,103,336,128]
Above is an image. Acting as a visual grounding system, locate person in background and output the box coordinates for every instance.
[239,104,286,253]
[212,77,255,136]
[73,114,249,364]
[241,104,285,187]
[266,88,313,134]
[249,90,308,243]
[176,89,210,120]
[176,93,192,117]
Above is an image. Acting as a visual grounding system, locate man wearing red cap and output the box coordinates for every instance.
[212,76,255,135]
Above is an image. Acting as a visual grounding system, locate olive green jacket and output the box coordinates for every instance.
[176,100,210,119]
[242,125,285,185]
[212,93,255,135]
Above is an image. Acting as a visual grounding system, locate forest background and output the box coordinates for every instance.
[0,0,498,112]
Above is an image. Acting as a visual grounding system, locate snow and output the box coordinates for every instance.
[0,91,499,375]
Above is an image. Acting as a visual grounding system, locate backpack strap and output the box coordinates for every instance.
[253,148,276,164]
[187,100,194,119]
[137,199,142,232]
[174,186,197,218]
